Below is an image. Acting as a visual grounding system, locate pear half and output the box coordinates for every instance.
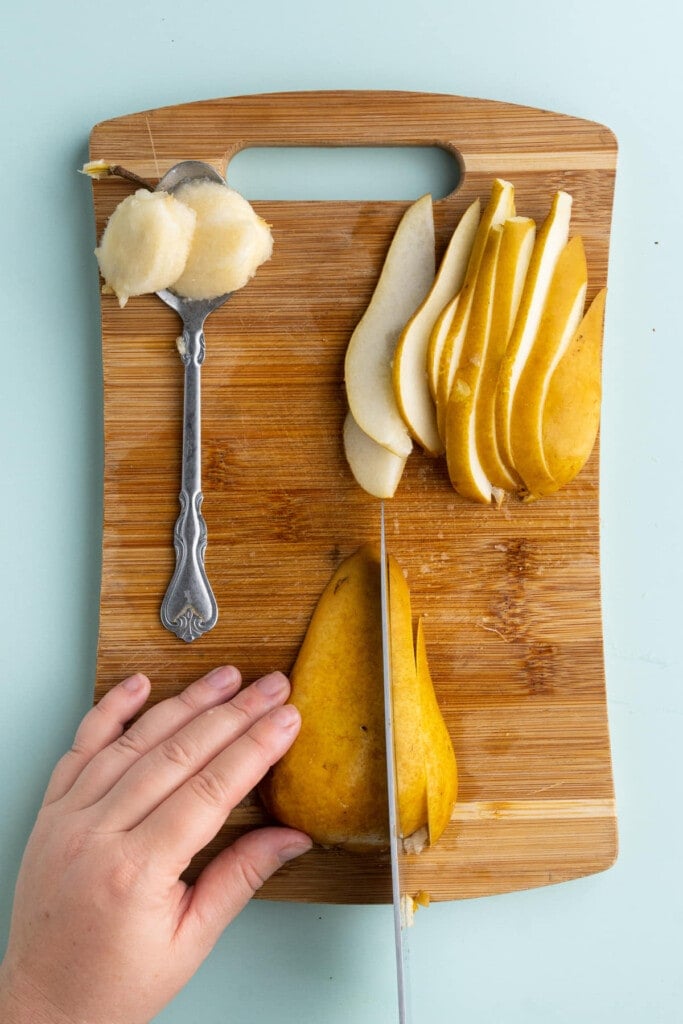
[509,236,588,497]
[393,199,481,456]
[259,544,457,852]
[345,195,435,458]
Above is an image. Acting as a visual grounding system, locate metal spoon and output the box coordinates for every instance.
[156,160,230,642]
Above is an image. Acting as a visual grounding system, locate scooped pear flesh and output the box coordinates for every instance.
[435,178,515,440]
[259,543,457,852]
[95,189,196,307]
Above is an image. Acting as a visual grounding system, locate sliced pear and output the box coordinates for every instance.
[476,216,536,492]
[539,288,607,495]
[393,199,481,456]
[415,617,458,846]
[345,195,435,458]
[444,224,503,503]
[495,190,573,466]
[435,179,515,440]
[259,543,455,852]
[509,236,588,497]
[343,410,408,499]
[426,292,459,399]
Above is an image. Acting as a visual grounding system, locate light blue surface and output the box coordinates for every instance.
[1,2,681,1021]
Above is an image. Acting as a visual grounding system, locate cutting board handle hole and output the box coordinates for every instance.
[226,145,461,201]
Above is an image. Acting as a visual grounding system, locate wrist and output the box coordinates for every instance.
[0,961,75,1024]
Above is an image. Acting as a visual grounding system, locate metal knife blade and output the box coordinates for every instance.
[379,501,410,1023]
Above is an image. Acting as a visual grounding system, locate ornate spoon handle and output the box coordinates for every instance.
[160,323,218,642]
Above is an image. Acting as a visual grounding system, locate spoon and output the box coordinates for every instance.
[156,160,230,642]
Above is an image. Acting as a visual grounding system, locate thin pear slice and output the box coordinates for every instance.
[495,190,573,466]
[509,236,588,497]
[476,216,536,492]
[444,224,503,503]
[426,292,459,399]
[415,618,457,846]
[435,179,515,440]
[393,199,481,456]
[343,410,408,499]
[345,194,435,458]
[539,288,607,495]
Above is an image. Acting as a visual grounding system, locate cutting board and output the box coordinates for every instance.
[89,90,618,903]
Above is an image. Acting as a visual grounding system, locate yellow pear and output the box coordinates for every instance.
[415,617,458,845]
[476,216,536,492]
[495,190,573,467]
[343,410,408,499]
[259,543,457,852]
[344,195,435,458]
[392,199,481,456]
[539,287,607,496]
[444,224,504,503]
[426,292,459,399]
[508,236,588,497]
[435,178,515,439]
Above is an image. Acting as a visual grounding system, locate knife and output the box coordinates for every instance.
[379,501,410,1023]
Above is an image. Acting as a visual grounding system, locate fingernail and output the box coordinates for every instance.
[270,704,300,729]
[255,671,289,697]
[278,837,312,863]
[122,673,147,692]
[205,666,241,690]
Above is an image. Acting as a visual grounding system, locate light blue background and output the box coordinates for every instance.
[1,2,681,1021]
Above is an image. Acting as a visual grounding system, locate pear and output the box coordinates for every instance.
[537,287,607,496]
[476,216,536,492]
[95,189,196,307]
[509,236,588,497]
[343,410,408,499]
[259,544,457,852]
[392,199,481,456]
[435,178,515,439]
[426,292,460,400]
[171,179,273,299]
[444,224,504,503]
[495,190,572,467]
[344,195,435,459]
[416,617,458,844]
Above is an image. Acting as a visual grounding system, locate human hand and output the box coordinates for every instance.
[0,666,311,1024]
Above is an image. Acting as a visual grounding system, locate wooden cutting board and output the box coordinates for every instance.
[89,90,618,903]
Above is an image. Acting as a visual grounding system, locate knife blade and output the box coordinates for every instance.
[379,501,410,1023]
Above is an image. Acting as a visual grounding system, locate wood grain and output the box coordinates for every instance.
[89,90,618,903]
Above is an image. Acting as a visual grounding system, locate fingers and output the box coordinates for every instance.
[42,673,151,805]
[179,827,312,955]
[131,702,302,872]
[63,666,242,809]
[95,672,292,831]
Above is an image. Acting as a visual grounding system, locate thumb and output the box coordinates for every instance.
[180,827,312,953]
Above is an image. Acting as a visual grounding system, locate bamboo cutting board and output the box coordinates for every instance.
[89,90,618,903]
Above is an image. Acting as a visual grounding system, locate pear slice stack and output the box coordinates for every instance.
[343,179,607,504]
